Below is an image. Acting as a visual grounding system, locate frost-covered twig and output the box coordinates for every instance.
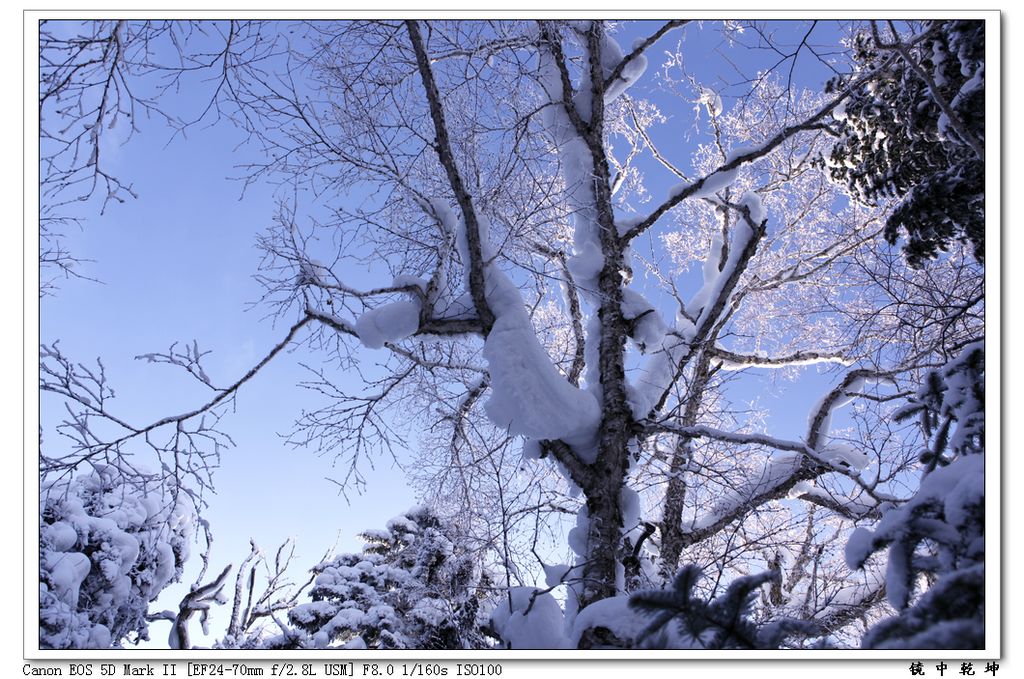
[530,242,586,385]
[40,315,313,499]
[136,340,219,390]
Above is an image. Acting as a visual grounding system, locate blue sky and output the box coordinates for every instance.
[39,40,419,643]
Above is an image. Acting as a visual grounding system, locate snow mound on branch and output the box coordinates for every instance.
[822,441,871,472]
[298,258,333,287]
[602,32,648,103]
[621,487,642,532]
[483,274,600,450]
[355,300,421,350]
[686,229,726,318]
[686,205,756,323]
[689,452,801,531]
[520,438,543,462]
[543,563,572,588]
[429,183,601,452]
[392,274,427,291]
[569,25,647,119]
[490,587,571,649]
[385,514,419,534]
[566,240,604,284]
[739,190,766,225]
[788,481,815,499]
[570,595,650,648]
[698,88,724,116]
[622,289,667,351]
[627,313,697,420]
[669,165,741,203]
[567,506,591,558]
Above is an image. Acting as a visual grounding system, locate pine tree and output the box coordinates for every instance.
[282,507,495,649]
[824,21,984,267]
[628,565,816,649]
[845,343,985,649]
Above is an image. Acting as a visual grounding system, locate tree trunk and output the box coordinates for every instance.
[659,353,713,579]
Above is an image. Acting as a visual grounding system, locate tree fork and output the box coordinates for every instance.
[406,20,495,333]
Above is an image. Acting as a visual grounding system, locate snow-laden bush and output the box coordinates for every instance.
[846,342,985,649]
[39,467,197,649]
[280,507,495,649]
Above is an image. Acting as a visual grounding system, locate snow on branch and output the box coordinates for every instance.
[623,117,835,241]
[631,196,768,421]
[642,420,888,549]
[603,21,689,93]
[169,564,231,649]
[305,306,485,347]
[530,242,586,386]
[806,369,896,450]
[810,573,887,637]
[537,21,589,137]
[708,347,849,371]
[483,278,601,449]
[793,485,885,521]
[654,423,812,456]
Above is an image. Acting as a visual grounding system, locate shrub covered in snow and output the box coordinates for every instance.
[39,467,197,649]
[282,507,495,649]
[846,342,985,649]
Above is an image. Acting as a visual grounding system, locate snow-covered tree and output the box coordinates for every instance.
[37,18,989,650]
[279,507,495,649]
[824,20,985,267]
[39,467,197,648]
[233,19,940,618]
